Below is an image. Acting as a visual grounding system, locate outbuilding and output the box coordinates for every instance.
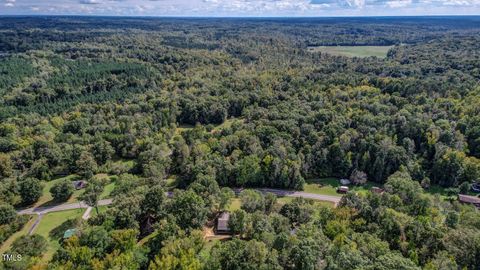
[337,186,349,194]
[73,180,87,190]
[458,194,480,208]
[63,229,77,239]
[371,187,385,194]
[215,212,230,234]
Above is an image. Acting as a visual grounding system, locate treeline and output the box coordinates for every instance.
[4,169,479,269]
[0,19,479,189]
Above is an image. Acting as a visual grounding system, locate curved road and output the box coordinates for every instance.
[17,199,113,215]
[17,190,342,235]
[17,189,342,216]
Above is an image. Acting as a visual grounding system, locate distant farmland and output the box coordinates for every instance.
[307,45,394,58]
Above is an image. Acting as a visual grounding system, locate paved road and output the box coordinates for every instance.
[18,189,342,216]
[17,189,342,236]
[82,207,93,220]
[18,199,113,215]
[28,213,43,235]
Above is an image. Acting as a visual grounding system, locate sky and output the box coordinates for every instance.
[1,0,479,17]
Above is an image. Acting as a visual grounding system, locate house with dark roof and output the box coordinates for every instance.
[73,180,87,190]
[215,212,230,234]
[458,194,480,208]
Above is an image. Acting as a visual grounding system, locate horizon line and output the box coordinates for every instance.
[1,14,480,18]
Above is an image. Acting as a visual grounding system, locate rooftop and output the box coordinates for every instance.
[217,212,230,232]
[458,194,480,205]
[63,228,77,239]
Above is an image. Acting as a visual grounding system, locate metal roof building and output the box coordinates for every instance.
[215,212,230,234]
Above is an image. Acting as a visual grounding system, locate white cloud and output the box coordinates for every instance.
[199,0,326,15]
[344,0,365,7]
[4,0,15,7]
[0,0,479,15]
[385,0,412,7]
[441,0,479,5]
[80,0,101,4]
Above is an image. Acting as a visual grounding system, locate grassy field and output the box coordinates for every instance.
[32,173,116,208]
[211,118,244,133]
[425,184,479,200]
[426,185,451,199]
[90,205,109,216]
[307,45,394,58]
[277,196,335,208]
[175,124,195,136]
[228,198,242,211]
[100,182,116,199]
[35,209,84,261]
[175,118,244,137]
[105,158,136,174]
[304,178,375,196]
[1,209,85,263]
[34,175,84,208]
[165,175,179,190]
[229,194,335,212]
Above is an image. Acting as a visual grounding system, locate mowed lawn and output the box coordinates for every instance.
[307,45,394,58]
[1,209,86,264]
[229,192,336,211]
[228,198,242,211]
[34,175,84,208]
[277,196,335,208]
[3,176,115,257]
[35,209,84,262]
[100,181,116,199]
[32,173,116,208]
[304,178,375,196]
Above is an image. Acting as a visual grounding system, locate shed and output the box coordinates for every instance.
[371,187,385,194]
[337,186,349,194]
[73,180,87,190]
[215,212,230,234]
[458,194,480,208]
[63,229,77,239]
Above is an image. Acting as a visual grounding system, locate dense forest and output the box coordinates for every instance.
[0,16,479,269]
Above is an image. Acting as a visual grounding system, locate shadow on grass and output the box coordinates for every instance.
[306,177,377,195]
[49,218,80,240]
[37,199,64,209]
[425,185,450,197]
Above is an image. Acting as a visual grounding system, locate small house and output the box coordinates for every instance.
[215,212,230,234]
[371,187,385,194]
[63,229,77,239]
[337,186,349,194]
[458,194,480,208]
[73,180,87,190]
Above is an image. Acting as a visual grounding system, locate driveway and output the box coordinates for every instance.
[18,199,113,215]
[18,188,342,216]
